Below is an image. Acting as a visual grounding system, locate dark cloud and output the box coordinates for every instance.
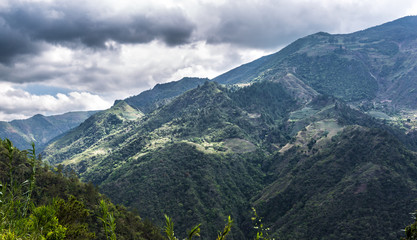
[0,20,44,64]
[0,1,195,63]
[0,63,67,83]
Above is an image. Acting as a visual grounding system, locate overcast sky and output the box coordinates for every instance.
[0,0,416,121]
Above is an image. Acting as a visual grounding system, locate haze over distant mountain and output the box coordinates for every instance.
[0,111,98,151]
[5,16,417,239]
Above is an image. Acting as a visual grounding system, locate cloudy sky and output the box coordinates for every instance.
[0,0,416,121]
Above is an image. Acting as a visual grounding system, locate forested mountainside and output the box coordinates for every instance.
[255,126,417,239]
[0,111,97,152]
[4,16,417,239]
[43,80,417,239]
[0,138,164,239]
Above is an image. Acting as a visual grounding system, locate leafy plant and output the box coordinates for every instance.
[402,212,417,240]
[164,214,201,240]
[98,199,117,240]
[216,216,233,240]
[252,208,274,240]
[164,215,178,240]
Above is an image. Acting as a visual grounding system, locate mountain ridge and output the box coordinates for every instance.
[7,16,417,239]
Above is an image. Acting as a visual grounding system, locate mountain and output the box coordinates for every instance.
[125,77,209,113]
[43,81,300,238]
[214,16,417,110]
[0,77,207,154]
[42,100,143,165]
[38,16,417,239]
[0,111,97,151]
[42,83,413,239]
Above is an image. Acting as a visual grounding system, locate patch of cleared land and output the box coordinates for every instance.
[279,119,344,153]
[224,138,257,153]
[367,110,392,120]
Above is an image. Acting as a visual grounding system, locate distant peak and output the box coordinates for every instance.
[315,31,331,36]
[111,100,132,109]
[153,77,210,90]
[198,80,220,90]
[181,77,210,81]
[113,99,123,105]
[32,114,45,119]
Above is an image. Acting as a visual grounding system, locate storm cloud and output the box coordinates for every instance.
[0,19,44,64]
[0,1,195,63]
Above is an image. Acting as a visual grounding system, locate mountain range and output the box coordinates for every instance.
[4,16,417,239]
[0,111,98,151]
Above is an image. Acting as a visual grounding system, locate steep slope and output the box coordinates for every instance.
[43,81,300,239]
[42,100,143,165]
[0,138,164,239]
[214,16,417,110]
[44,81,301,173]
[41,79,415,239]
[0,111,97,151]
[256,126,417,240]
[125,77,209,113]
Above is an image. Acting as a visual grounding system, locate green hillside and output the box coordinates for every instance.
[42,77,417,239]
[256,126,417,239]
[42,81,300,238]
[43,100,143,166]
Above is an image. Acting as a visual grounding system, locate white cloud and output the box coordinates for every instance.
[0,83,111,121]
[0,40,270,101]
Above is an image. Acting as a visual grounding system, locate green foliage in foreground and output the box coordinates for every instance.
[402,213,417,240]
[0,138,164,239]
[162,212,275,240]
